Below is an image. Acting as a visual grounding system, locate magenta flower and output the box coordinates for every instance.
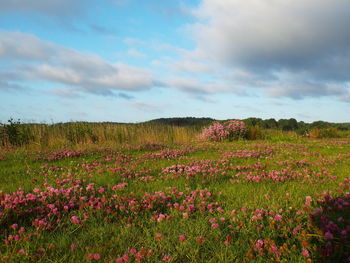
[71,243,77,250]
[211,223,219,228]
[208,218,216,223]
[17,249,25,255]
[305,196,312,203]
[179,235,186,242]
[10,223,18,229]
[122,253,130,261]
[325,231,334,240]
[301,249,310,258]
[162,255,171,262]
[71,216,80,224]
[273,214,282,221]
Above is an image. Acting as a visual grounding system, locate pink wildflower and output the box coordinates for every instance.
[155,233,163,240]
[17,249,25,255]
[274,214,282,221]
[301,249,310,258]
[71,216,80,224]
[179,235,186,242]
[211,223,219,228]
[122,254,130,261]
[162,255,171,262]
[208,218,216,223]
[10,224,18,230]
[71,243,77,250]
[325,231,334,240]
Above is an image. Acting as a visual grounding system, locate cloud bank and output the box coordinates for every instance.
[0,31,158,96]
[183,0,350,100]
[1,0,350,103]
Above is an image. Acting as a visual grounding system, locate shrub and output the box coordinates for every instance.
[309,128,321,138]
[199,120,247,141]
[1,119,33,146]
[309,128,340,138]
[246,125,264,140]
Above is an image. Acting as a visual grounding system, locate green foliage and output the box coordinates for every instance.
[63,122,97,144]
[262,118,278,129]
[0,118,33,146]
[309,127,340,138]
[148,117,215,128]
[277,118,298,131]
[246,125,264,140]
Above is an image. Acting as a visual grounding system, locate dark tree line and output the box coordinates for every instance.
[147,117,350,132]
[147,117,215,127]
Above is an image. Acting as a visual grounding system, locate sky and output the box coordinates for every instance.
[0,0,350,123]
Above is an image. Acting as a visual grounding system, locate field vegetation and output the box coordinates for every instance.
[0,118,349,262]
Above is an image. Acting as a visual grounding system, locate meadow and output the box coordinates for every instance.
[0,122,349,262]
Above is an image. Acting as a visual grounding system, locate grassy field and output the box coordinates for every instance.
[0,137,349,262]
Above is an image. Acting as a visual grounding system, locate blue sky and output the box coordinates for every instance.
[1,0,350,123]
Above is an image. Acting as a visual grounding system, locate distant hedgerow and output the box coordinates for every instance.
[199,120,247,141]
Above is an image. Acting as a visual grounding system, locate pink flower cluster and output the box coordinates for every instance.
[310,178,350,261]
[231,167,335,184]
[0,177,219,239]
[144,147,194,160]
[199,120,247,141]
[162,160,221,180]
[39,150,85,161]
[162,159,335,184]
[117,247,155,262]
[222,148,274,159]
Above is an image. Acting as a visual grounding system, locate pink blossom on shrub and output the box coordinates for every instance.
[199,120,246,141]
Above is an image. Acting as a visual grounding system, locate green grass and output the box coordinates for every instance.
[0,138,349,262]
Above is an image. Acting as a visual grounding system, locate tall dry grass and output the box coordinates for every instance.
[0,122,201,150]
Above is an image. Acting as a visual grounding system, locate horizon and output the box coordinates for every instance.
[1,116,349,126]
[1,0,350,123]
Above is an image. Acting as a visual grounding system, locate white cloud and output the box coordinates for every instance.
[0,31,158,95]
[171,59,212,74]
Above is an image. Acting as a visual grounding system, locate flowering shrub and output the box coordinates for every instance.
[225,120,247,141]
[199,120,247,141]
